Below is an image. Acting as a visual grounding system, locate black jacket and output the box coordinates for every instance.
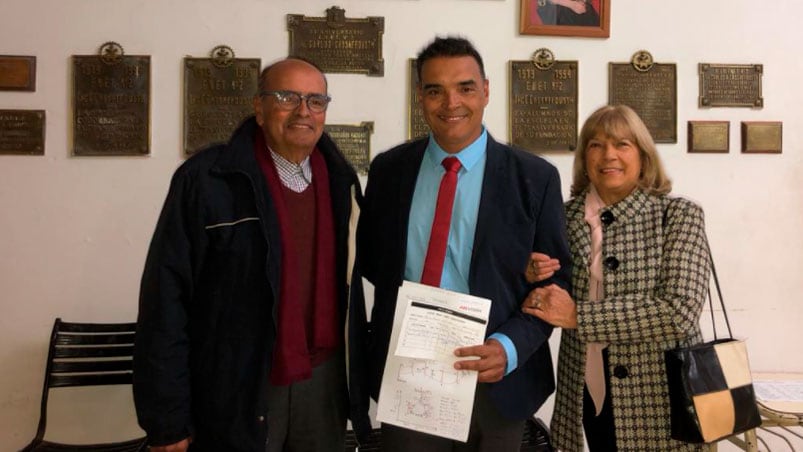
[353,135,572,421]
[133,117,365,451]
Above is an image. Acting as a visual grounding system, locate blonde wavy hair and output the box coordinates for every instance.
[570,105,672,198]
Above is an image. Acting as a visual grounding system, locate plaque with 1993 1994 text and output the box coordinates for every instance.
[609,51,677,143]
[510,49,578,154]
[287,6,384,76]
[324,122,373,175]
[0,109,45,155]
[184,46,260,155]
[72,42,150,156]
[699,64,763,108]
[408,59,430,140]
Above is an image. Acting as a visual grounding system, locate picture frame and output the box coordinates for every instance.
[520,0,610,38]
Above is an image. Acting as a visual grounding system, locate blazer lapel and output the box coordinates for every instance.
[469,135,505,290]
[397,139,428,279]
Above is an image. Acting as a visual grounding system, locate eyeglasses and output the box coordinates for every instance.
[259,90,331,113]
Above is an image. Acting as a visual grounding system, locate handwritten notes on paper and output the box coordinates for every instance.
[377,281,491,442]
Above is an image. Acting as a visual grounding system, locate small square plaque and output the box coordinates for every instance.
[0,109,45,155]
[0,55,36,91]
[687,121,729,153]
[741,121,782,154]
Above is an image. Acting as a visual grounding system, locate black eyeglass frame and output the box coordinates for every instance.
[258,90,332,112]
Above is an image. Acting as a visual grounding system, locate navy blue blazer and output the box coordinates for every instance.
[351,134,572,422]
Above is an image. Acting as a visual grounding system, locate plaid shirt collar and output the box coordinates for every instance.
[267,146,312,193]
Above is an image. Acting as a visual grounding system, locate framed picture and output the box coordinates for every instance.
[520,0,610,38]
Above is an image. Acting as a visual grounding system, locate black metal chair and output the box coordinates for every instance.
[20,318,147,452]
[344,427,381,452]
[521,417,554,451]
[344,416,554,451]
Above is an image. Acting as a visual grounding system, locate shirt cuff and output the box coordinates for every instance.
[488,333,517,375]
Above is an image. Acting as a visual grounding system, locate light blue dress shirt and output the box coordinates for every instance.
[404,128,517,374]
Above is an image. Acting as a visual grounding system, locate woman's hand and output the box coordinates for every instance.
[522,284,578,329]
[524,252,561,283]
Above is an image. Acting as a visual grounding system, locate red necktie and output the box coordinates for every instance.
[420,157,462,287]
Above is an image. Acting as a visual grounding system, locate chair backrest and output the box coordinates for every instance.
[521,417,554,451]
[29,318,137,444]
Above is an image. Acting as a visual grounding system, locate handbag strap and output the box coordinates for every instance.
[663,197,733,340]
[705,239,733,339]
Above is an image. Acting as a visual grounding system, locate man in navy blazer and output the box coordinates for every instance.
[353,36,572,450]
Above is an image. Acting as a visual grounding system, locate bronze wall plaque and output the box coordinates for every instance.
[687,121,729,153]
[0,55,36,91]
[609,51,677,143]
[509,49,578,154]
[72,42,150,156]
[287,6,384,76]
[184,46,260,154]
[699,64,763,108]
[408,59,430,140]
[741,121,782,154]
[0,109,45,155]
[324,122,373,175]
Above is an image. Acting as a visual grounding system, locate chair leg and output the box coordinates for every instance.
[723,429,761,452]
[743,429,759,452]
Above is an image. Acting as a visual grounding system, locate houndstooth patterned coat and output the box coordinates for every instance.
[550,189,709,452]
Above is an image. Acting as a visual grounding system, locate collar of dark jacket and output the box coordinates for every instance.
[210,115,356,187]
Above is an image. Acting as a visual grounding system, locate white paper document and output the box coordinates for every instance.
[376,281,492,442]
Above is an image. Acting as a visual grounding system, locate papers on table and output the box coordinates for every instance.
[376,281,491,442]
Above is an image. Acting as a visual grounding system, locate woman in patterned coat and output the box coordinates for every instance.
[522,105,710,451]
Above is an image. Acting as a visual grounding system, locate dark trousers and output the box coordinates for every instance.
[380,384,525,452]
[582,347,617,452]
[266,349,348,452]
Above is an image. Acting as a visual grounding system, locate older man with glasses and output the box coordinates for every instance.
[133,57,367,452]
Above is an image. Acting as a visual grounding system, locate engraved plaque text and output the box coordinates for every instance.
[609,62,677,143]
[687,121,729,153]
[741,121,782,154]
[287,7,384,76]
[73,54,150,155]
[324,122,373,175]
[699,64,763,108]
[184,57,259,154]
[510,60,578,153]
[408,59,430,140]
[0,109,45,155]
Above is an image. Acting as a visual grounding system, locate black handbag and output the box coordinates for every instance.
[664,240,762,443]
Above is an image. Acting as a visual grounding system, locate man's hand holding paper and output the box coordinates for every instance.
[453,339,507,383]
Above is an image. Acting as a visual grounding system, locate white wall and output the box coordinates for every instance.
[2,0,801,449]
